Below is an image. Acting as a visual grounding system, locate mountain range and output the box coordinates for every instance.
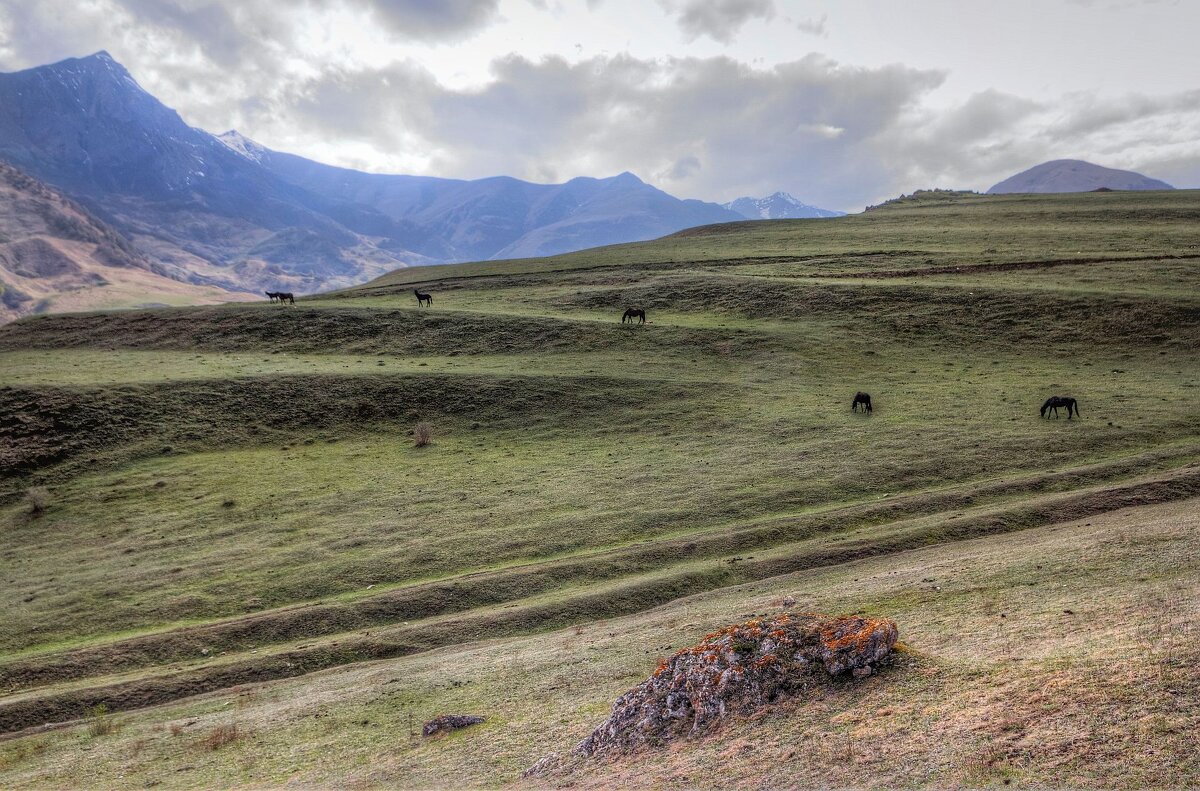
[988,159,1174,194]
[722,192,845,219]
[1,51,811,302]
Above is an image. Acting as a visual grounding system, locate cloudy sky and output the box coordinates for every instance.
[1,0,1197,210]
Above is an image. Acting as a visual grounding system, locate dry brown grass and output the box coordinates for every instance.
[3,497,1194,789]
[198,723,242,751]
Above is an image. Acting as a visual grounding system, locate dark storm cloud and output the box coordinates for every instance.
[0,0,499,85]
[346,0,500,40]
[660,0,776,44]
[793,14,826,36]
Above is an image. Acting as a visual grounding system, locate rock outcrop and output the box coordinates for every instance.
[575,612,898,757]
[422,714,485,737]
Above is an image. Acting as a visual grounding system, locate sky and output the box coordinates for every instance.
[1,0,1198,211]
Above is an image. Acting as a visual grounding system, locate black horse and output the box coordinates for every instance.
[622,308,646,324]
[852,391,873,413]
[276,291,295,305]
[264,290,280,303]
[414,288,433,307]
[1040,396,1080,419]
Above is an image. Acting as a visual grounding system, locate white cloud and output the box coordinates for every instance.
[1,0,1198,210]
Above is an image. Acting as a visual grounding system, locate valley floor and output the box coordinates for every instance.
[1,191,1198,787]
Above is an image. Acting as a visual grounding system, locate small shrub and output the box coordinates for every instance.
[413,422,434,448]
[199,723,241,751]
[24,487,49,517]
[87,704,119,737]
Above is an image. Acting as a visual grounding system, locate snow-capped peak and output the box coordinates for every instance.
[723,192,845,220]
[217,130,266,162]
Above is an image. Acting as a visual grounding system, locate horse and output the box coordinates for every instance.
[622,308,646,324]
[276,291,295,305]
[852,391,873,413]
[1040,396,1080,419]
[265,291,280,303]
[414,288,433,307]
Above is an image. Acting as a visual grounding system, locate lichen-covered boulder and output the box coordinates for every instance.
[574,612,897,757]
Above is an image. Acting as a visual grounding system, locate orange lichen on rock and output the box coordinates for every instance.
[570,612,899,758]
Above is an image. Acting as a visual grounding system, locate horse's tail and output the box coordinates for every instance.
[1072,399,1080,418]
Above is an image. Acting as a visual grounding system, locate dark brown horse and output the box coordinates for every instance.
[622,308,646,324]
[852,391,873,413]
[414,288,433,307]
[275,291,295,305]
[1040,396,1080,419]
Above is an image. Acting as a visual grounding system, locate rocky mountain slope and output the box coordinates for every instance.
[0,52,744,300]
[988,159,1174,194]
[0,161,236,323]
[723,191,844,219]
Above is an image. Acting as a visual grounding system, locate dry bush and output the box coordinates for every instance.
[413,421,434,448]
[86,704,119,737]
[199,723,242,751]
[24,487,49,517]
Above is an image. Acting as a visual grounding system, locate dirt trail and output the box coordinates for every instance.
[818,253,1200,280]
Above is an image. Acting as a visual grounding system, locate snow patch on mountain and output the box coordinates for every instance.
[217,130,266,162]
[723,192,844,220]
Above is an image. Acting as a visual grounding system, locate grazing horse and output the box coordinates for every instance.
[622,308,646,324]
[414,288,433,307]
[276,291,295,305]
[852,391,873,413]
[265,290,280,303]
[1040,396,1080,419]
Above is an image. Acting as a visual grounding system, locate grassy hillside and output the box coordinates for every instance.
[1,190,1198,787]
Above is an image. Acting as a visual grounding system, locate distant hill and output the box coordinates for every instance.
[0,52,744,300]
[722,192,844,219]
[0,161,236,323]
[988,159,1174,194]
